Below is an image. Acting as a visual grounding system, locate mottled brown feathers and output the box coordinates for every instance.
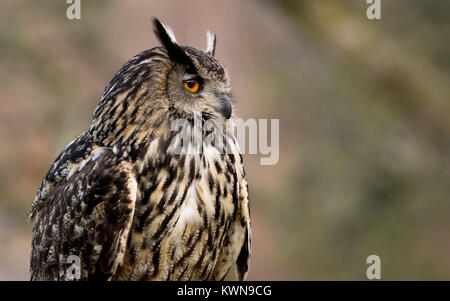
[29,18,251,281]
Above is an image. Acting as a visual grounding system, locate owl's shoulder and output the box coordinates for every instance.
[29,133,93,219]
[29,133,138,280]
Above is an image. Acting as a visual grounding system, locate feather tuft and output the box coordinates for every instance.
[206,31,217,56]
[153,18,196,72]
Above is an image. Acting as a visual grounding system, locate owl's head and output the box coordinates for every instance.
[154,18,232,120]
[90,19,233,147]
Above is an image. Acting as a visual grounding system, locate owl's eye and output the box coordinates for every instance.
[183,79,200,93]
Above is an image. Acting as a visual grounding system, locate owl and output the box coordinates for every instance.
[28,18,251,281]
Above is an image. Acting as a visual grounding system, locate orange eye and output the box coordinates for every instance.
[183,79,200,93]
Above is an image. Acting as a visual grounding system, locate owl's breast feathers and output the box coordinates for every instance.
[29,129,251,281]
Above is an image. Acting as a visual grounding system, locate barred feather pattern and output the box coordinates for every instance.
[29,41,251,281]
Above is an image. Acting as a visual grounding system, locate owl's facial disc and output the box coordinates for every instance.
[166,65,232,120]
[153,18,232,119]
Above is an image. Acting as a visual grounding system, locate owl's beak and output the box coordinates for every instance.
[221,95,232,119]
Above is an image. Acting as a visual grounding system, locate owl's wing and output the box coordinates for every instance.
[30,143,137,281]
[235,176,252,281]
[211,153,252,281]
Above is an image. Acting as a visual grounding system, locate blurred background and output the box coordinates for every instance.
[1,0,450,280]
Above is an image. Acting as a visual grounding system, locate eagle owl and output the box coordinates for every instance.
[29,19,251,281]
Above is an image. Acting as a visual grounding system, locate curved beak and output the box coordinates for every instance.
[220,94,232,119]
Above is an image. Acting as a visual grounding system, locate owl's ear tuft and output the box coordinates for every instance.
[153,18,196,71]
[153,18,177,44]
[205,31,216,57]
